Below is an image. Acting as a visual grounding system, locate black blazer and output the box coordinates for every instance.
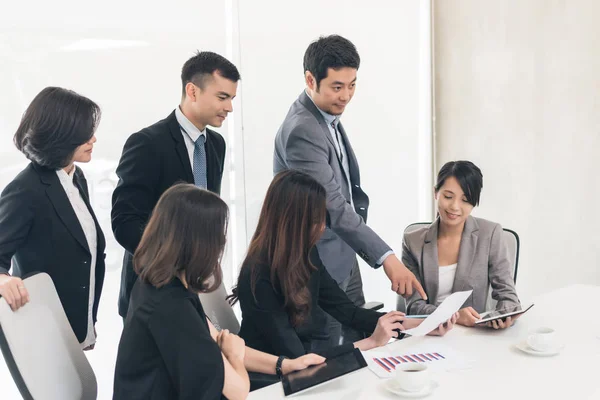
[111,111,226,317]
[237,248,383,359]
[0,163,106,343]
[113,278,225,400]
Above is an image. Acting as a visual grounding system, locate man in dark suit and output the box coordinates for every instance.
[273,35,426,344]
[112,51,240,318]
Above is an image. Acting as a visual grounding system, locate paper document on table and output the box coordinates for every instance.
[400,290,472,336]
[365,344,474,378]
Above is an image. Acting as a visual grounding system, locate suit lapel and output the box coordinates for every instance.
[205,130,223,193]
[452,216,479,292]
[38,166,90,254]
[74,170,106,253]
[298,92,346,168]
[168,111,194,184]
[422,220,440,304]
[298,92,351,196]
[337,123,359,185]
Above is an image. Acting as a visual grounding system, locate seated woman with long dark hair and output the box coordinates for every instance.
[113,184,324,400]
[230,171,457,360]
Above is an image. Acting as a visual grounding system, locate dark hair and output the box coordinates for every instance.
[134,184,228,293]
[435,161,484,207]
[13,87,101,170]
[303,34,360,89]
[230,170,327,326]
[181,51,241,96]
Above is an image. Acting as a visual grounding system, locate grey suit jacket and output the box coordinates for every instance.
[402,216,520,315]
[274,91,391,283]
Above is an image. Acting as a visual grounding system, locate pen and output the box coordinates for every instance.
[404,315,429,318]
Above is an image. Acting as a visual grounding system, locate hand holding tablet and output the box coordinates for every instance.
[475,304,534,328]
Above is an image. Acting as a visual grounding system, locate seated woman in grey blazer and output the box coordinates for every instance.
[402,161,521,329]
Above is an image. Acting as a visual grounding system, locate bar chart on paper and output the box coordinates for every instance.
[365,344,473,378]
[373,352,446,372]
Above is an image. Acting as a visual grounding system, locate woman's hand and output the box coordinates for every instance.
[428,312,459,336]
[456,307,480,327]
[0,275,30,311]
[369,311,406,347]
[400,317,423,330]
[281,353,326,375]
[485,314,520,330]
[217,329,246,362]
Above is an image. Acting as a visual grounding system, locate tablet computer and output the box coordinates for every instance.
[281,348,367,396]
[475,303,534,324]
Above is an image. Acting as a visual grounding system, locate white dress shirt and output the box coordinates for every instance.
[436,263,458,306]
[175,106,207,169]
[56,168,97,349]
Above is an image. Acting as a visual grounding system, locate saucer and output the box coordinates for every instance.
[515,340,564,356]
[384,380,438,398]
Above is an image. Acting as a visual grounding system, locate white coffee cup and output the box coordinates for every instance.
[527,327,556,352]
[394,363,430,392]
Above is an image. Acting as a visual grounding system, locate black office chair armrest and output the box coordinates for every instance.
[362,301,384,311]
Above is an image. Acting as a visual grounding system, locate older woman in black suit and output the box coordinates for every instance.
[0,87,106,350]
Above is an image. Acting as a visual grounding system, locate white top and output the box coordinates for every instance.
[56,168,97,349]
[175,106,207,167]
[436,263,457,306]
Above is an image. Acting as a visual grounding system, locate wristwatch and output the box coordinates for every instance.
[275,355,288,378]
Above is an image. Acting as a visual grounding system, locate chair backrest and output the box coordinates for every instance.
[198,283,240,334]
[397,222,520,312]
[0,272,97,400]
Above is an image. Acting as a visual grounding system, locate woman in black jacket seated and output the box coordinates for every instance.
[113,184,324,400]
[230,171,457,359]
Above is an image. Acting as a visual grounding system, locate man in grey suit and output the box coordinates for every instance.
[274,35,426,345]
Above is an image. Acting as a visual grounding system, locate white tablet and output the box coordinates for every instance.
[475,303,534,325]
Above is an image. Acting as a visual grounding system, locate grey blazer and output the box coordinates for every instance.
[274,91,391,283]
[402,216,520,315]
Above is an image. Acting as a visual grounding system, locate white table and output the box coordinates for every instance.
[249,284,600,400]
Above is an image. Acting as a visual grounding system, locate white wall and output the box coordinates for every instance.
[238,0,433,312]
[433,0,600,298]
[0,3,232,399]
[0,1,431,398]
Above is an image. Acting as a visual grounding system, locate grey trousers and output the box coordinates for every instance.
[324,260,366,346]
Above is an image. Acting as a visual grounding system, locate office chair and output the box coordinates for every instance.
[0,272,97,400]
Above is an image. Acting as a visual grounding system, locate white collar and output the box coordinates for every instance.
[175,106,206,142]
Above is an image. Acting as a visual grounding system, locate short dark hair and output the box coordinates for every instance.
[181,51,241,96]
[435,161,484,207]
[134,184,229,293]
[303,34,360,89]
[13,87,101,170]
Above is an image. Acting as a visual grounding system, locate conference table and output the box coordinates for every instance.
[249,284,600,400]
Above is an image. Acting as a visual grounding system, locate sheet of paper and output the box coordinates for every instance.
[365,344,474,378]
[400,290,472,336]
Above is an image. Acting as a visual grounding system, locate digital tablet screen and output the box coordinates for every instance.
[475,303,534,324]
[281,348,367,396]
